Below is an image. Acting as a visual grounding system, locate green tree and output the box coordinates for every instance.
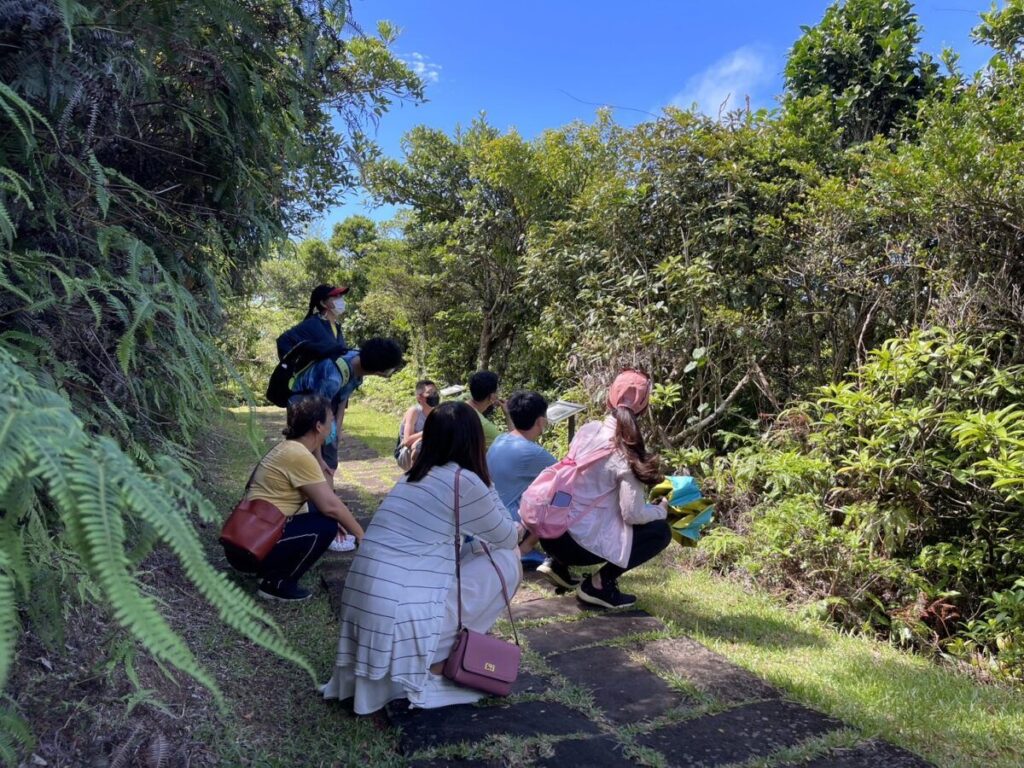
[784,0,941,146]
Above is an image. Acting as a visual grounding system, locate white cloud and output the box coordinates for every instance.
[670,46,774,117]
[402,52,442,84]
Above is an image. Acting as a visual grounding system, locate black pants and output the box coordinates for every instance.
[540,519,671,583]
[225,510,338,587]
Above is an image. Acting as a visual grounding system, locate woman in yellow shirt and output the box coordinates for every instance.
[223,394,365,602]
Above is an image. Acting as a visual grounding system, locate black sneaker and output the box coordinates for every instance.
[576,577,636,609]
[537,558,580,590]
[257,580,312,603]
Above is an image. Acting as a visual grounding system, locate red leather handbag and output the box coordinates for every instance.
[442,470,521,696]
[219,450,286,563]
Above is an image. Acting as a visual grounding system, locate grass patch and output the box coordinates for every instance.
[344,399,401,459]
[627,548,1024,768]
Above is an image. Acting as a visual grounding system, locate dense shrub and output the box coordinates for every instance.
[699,330,1024,679]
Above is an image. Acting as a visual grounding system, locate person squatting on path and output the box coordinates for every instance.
[222,394,365,602]
[487,390,557,568]
[395,379,439,471]
[537,369,672,609]
[321,401,521,714]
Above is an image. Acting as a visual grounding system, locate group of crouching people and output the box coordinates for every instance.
[221,284,671,714]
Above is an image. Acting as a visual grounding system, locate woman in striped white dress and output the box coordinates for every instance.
[321,401,522,714]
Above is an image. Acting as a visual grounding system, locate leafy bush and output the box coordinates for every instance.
[701,329,1024,679]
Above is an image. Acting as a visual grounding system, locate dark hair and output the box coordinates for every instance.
[612,406,663,485]
[283,394,331,439]
[469,370,499,402]
[406,401,490,486]
[507,390,548,431]
[358,338,404,373]
[306,284,333,318]
[415,379,437,395]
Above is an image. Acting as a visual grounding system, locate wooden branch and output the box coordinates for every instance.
[671,368,754,443]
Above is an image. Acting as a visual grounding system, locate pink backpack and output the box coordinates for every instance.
[519,441,618,539]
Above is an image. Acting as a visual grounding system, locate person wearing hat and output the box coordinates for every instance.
[275,284,351,473]
[276,284,350,363]
[536,369,671,609]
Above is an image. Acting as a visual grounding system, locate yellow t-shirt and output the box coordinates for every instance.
[246,441,325,517]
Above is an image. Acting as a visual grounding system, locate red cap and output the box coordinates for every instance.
[327,286,349,297]
[607,369,652,414]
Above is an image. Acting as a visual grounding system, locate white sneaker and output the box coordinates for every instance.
[329,533,357,552]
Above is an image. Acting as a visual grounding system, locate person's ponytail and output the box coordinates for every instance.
[612,406,662,485]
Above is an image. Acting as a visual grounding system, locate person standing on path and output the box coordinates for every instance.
[537,370,671,609]
[222,394,365,602]
[466,370,502,448]
[275,284,350,475]
[487,390,558,570]
[321,401,521,714]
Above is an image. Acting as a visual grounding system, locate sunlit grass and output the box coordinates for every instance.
[629,548,1024,768]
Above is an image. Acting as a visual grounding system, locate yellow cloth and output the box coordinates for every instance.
[246,440,325,516]
[477,409,500,448]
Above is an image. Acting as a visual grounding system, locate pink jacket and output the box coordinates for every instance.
[565,416,666,567]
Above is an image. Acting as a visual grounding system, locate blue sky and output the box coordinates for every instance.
[319,0,993,232]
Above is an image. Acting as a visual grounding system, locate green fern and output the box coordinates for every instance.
[0,350,314,707]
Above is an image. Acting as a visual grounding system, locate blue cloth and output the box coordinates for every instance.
[334,350,363,404]
[276,315,346,361]
[288,351,361,452]
[487,433,557,522]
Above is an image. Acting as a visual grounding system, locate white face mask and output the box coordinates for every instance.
[330,297,346,314]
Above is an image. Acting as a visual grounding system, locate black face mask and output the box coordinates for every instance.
[425,393,440,408]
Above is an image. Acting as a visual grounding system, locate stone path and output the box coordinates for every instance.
[320,431,935,768]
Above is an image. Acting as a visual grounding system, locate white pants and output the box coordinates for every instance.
[431,543,522,664]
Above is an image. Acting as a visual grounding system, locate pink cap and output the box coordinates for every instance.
[607,369,652,414]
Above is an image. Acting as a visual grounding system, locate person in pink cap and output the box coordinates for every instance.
[536,369,671,608]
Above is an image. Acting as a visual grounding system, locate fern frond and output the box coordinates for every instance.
[0,704,33,766]
[0,552,19,692]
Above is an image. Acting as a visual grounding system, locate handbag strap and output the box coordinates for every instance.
[452,469,520,646]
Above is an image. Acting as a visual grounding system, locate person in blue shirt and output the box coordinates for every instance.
[486,390,559,569]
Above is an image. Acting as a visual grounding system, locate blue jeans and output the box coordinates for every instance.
[223,510,337,587]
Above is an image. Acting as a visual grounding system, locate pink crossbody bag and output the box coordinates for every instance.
[442,469,521,696]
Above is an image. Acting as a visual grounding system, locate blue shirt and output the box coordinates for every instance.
[487,433,557,522]
[337,350,363,403]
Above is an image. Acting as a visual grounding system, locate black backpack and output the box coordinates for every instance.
[265,341,313,407]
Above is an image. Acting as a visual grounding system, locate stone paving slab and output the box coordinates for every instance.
[534,735,637,767]
[509,668,553,696]
[797,739,934,767]
[642,637,780,704]
[510,595,586,621]
[637,700,844,767]
[521,612,666,656]
[546,645,689,724]
[388,700,600,751]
